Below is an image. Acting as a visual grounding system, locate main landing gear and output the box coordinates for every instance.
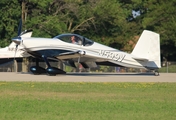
[154,70,160,76]
[30,56,66,76]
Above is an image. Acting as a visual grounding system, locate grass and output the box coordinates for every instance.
[159,64,176,73]
[0,82,176,120]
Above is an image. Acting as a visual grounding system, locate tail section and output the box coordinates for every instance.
[131,30,161,69]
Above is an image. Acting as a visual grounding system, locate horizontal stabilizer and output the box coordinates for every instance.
[132,57,149,61]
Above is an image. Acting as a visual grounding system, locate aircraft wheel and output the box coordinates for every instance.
[46,67,66,76]
[30,66,46,75]
[154,71,160,76]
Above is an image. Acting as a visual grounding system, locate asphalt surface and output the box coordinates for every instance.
[0,72,175,82]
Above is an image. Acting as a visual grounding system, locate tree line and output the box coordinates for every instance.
[0,0,176,61]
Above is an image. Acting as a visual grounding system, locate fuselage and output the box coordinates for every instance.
[21,37,149,69]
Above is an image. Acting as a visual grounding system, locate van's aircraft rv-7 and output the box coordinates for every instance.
[8,20,161,76]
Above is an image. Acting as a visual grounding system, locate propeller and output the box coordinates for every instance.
[12,19,23,72]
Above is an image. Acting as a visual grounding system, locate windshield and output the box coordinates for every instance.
[54,34,94,46]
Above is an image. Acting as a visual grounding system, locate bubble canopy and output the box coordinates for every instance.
[53,33,94,46]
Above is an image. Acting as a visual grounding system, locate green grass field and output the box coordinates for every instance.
[0,82,176,120]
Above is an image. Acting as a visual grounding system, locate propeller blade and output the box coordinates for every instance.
[17,19,22,36]
[13,44,18,72]
[12,19,22,45]
[11,18,22,72]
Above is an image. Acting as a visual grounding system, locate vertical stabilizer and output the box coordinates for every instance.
[131,30,161,68]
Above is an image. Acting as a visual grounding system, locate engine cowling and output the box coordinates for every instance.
[46,67,66,76]
[30,66,46,75]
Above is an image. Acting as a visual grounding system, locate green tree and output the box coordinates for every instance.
[119,0,176,60]
[0,0,21,47]
[141,0,176,60]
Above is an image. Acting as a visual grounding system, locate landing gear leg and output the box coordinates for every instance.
[42,55,55,76]
[42,55,66,76]
[42,55,51,68]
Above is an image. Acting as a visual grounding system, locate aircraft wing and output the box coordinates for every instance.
[55,50,106,61]
[54,50,107,68]
[55,50,83,59]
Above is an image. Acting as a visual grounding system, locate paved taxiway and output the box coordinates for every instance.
[0,72,176,82]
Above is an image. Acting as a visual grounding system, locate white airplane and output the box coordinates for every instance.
[11,22,161,76]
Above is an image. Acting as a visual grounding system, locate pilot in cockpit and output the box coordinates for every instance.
[71,36,78,44]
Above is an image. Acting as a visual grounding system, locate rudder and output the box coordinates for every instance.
[131,30,161,69]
